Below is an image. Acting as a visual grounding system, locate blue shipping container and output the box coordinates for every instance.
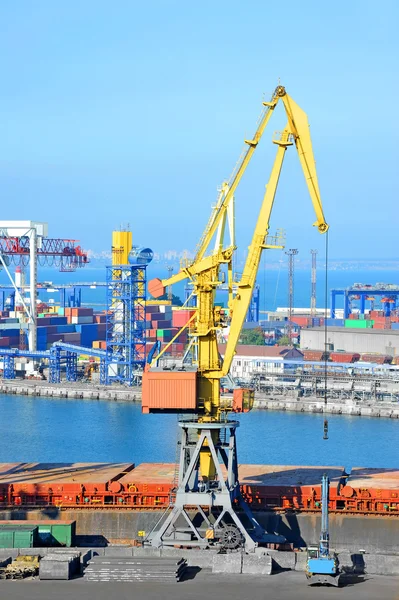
[50,317,68,325]
[391,323,399,330]
[0,329,20,337]
[56,325,76,333]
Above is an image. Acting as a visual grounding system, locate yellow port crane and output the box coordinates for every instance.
[144,85,328,552]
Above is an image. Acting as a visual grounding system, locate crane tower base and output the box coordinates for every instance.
[146,420,285,552]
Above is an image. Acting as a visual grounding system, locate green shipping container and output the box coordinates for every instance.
[345,320,369,328]
[0,520,75,547]
[36,521,76,547]
[0,525,38,548]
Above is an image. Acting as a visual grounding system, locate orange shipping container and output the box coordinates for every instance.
[142,369,197,413]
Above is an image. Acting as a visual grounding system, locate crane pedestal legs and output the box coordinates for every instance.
[147,420,285,552]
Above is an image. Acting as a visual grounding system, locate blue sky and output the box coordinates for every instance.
[0,1,397,259]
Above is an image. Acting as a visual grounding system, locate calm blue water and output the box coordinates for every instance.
[0,394,397,470]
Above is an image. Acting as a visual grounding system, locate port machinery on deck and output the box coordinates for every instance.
[143,83,329,551]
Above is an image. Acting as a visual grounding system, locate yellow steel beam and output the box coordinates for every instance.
[281,93,328,233]
[217,131,290,377]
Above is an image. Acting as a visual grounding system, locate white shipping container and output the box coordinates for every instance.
[71,316,94,324]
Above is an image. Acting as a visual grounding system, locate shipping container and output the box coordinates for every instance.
[0,525,38,548]
[325,318,345,327]
[94,315,107,324]
[70,316,94,324]
[172,309,196,329]
[0,520,75,547]
[71,308,93,317]
[50,317,68,325]
[142,369,197,413]
[360,354,392,364]
[154,320,172,329]
[62,333,81,344]
[344,320,373,328]
[56,325,76,333]
[330,352,360,363]
[303,349,328,361]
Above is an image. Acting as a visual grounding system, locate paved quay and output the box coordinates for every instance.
[1,571,398,600]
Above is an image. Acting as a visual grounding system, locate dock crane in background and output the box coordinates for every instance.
[306,474,341,586]
[144,85,328,551]
[0,221,89,351]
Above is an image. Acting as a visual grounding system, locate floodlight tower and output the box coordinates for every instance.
[311,249,317,317]
[285,248,298,343]
[166,266,174,301]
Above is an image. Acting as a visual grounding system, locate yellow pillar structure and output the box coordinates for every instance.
[112,230,132,265]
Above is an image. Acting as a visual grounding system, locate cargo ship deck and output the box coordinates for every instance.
[0,462,397,516]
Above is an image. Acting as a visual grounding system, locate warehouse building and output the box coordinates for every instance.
[300,327,399,357]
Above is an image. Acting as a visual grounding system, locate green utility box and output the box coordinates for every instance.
[0,520,75,547]
[0,525,38,548]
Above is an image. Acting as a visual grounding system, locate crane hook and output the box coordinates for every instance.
[323,419,329,440]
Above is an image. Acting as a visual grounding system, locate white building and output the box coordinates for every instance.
[218,344,304,381]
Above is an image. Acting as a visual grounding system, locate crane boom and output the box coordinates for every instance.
[146,84,328,420]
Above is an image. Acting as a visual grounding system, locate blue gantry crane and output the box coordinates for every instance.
[306,474,341,586]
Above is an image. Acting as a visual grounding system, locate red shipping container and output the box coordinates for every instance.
[348,314,359,320]
[142,370,197,413]
[303,350,327,361]
[361,354,392,364]
[330,352,360,363]
[291,316,311,327]
[172,310,196,328]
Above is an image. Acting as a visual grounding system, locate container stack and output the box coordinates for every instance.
[0,312,26,348]
[0,306,109,351]
[33,307,108,350]
[146,304,192,357]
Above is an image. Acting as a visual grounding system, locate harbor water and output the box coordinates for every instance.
[0,393,397,469]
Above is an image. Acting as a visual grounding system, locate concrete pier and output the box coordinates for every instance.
[1,380,398,418]
[1,508,398,556]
